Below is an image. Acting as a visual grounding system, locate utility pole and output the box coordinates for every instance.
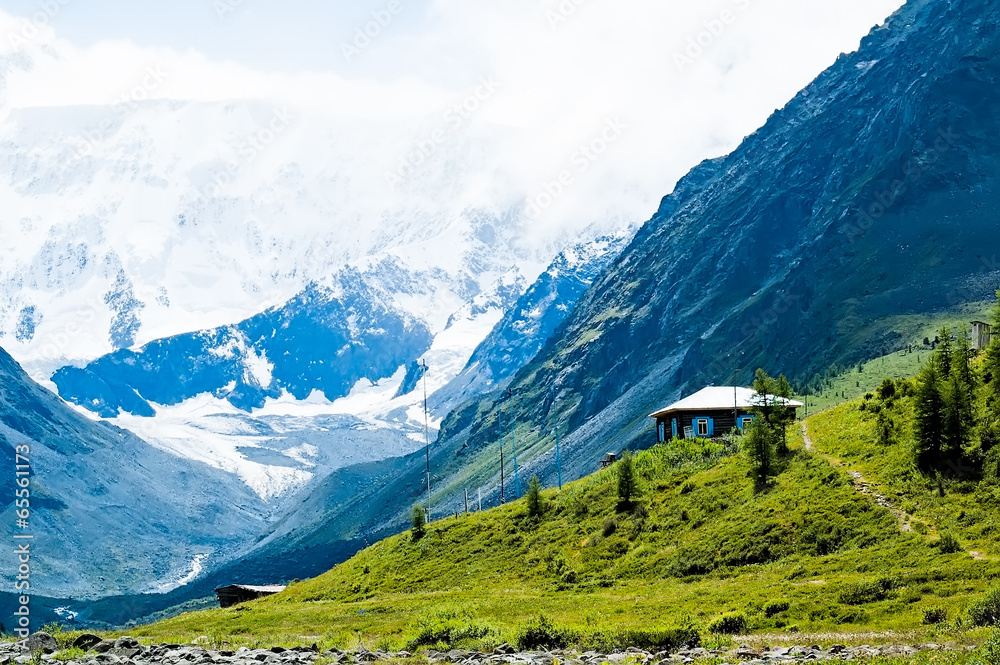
[500,446,505,504]
[464,489,469,514]
[509,388,519,499]
[421,360,431,521]
[551,381,562,490]
[478,487,482,511]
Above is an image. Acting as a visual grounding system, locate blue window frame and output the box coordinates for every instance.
[658,421,666,442]
[738,415,755,430]
[671,418,678,439]
[694,416,714,437]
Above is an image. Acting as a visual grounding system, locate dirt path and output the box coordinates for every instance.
[802,423,912,531]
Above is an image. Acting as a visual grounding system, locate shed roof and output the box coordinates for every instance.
[649,386,803,419]
[215,584,287,593]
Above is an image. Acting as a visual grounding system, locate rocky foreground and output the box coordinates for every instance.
[1,634,976,665]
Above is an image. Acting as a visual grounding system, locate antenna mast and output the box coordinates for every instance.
[422,360,431,520]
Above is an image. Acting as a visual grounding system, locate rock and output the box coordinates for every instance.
[495,645,516,655]
[24,633,58,654]
[73,634,104,651]
[828,645,846,654]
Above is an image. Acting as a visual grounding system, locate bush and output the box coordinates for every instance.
[602,518,618,537]
[585,626,700,653]
[922,608,948,625]
[406,609,497,650]
[979,629,1000,665]
[516,615,572,650]
[707,613,749,635]
[838,576,897,605]
[764,601,790,618]
[935,532,962,554]
[969,587,1000,627]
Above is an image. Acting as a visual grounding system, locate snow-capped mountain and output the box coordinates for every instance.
[432,231,634,412]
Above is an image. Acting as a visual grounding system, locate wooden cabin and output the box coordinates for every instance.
[972,321,994,351]
[599,452,617,468]
[648,386,803,442]
[214,584,286,608]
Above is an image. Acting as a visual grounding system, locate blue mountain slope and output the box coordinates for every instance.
[0,344,268,605]
[53,271,433,417]
[432,232,632,410]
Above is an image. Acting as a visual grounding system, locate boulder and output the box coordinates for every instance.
[72,634,103,651]
[24,633,58,654]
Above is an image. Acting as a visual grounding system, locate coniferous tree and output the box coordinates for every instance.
[616,450,639,508]
[526,476,544,518]
[914,361,946,469]
[943,327,975,461]
[411,504,427,541]
[936,326,954,378]
[983,292,1000,443]
[743,414,774,488]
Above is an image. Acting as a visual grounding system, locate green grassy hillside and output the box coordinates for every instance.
[127,398,1000,652]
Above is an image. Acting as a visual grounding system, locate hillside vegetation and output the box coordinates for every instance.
[131,396,1000,651]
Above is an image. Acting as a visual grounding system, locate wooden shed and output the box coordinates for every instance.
[649,386,802,442]
[214,584,287,608]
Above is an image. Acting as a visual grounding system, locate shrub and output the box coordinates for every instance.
[922,608,948,625]
[935,532,962,554]
[411,504,427,541]
[764,601,790,618]
[526,476,544,518]
[516,615,572,650]
[969,587,1000,627]
[602,518,618,537]
[979,629,1000,665]
[838,576,897,605]
[708,613,749,635]
[406,609,497,650]
[586,626,700,653]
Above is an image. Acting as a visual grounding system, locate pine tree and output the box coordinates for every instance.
[983,292,1000,451]
[943,327,975,462]
[936,326,953,378]
[743,414,775,488]
[411,504,427,541]
[616,451,639,508]
[526,476,544,518]
[914,361,945,469]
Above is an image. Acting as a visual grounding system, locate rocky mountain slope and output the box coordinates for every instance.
[0,345,269,607]
[427,0,1000,501]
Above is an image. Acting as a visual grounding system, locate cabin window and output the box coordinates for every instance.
[696,418,710,436]
[739,415,755,430]
[658,422,666,442]
[671,418,678,439]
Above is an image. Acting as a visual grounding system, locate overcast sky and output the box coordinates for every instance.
[0,0,907,248]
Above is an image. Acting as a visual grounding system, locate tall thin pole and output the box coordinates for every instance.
[464,489,469,514]
[509,388,519,498]
[500,446,505,504]
[551,381,562,490]
[478,488,482,511]
[733,383,738,428]
[422,360,431,520]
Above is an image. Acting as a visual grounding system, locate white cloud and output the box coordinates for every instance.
[0,0,905,365]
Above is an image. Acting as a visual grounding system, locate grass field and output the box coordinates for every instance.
[108,411,1000,655]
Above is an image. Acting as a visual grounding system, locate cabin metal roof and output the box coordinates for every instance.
[648,386,803,419]
[215,584,287,593]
